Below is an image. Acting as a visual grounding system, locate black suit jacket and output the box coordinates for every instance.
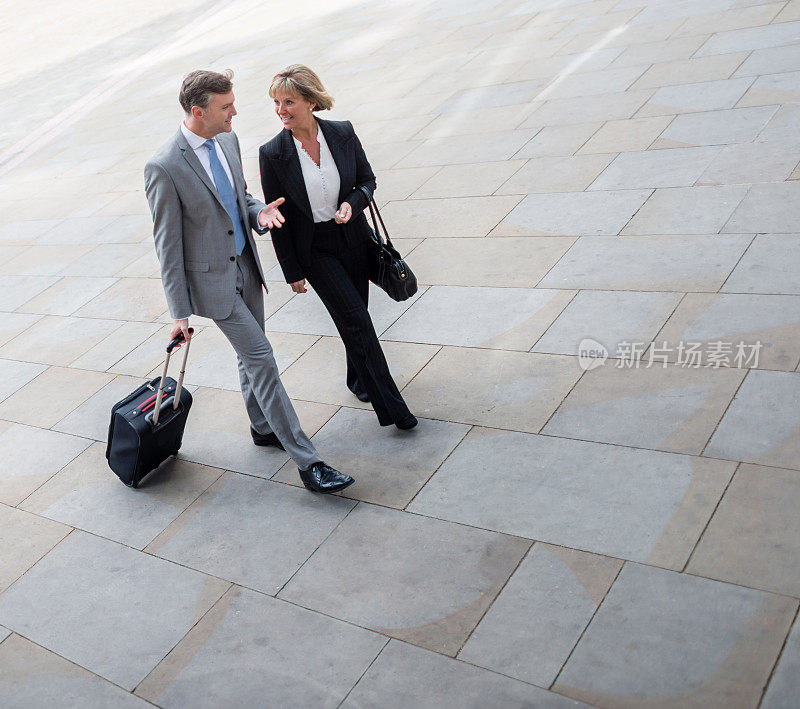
[259,118,377,283]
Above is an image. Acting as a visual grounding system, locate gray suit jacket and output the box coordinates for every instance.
[144,129,268,321]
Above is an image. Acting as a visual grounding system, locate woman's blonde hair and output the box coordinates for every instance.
[269,64,334,111]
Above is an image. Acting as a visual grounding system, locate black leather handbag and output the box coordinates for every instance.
[359,186,418,302]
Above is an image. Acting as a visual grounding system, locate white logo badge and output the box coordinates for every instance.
[578,338,608,371]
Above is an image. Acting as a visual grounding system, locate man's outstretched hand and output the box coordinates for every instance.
[258,197,286,229]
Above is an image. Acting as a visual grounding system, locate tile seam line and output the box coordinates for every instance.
[0,622,163,708]
[0,0,249,176]
[548,559,626,693]
[758,601,800,708]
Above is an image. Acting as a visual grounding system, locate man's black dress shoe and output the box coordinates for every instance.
[250,427,285,451]
[395,414,418,430]
[354,390,370,403]
[299,462,354,494]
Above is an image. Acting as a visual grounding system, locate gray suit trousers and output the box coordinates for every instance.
[214,250,319,470]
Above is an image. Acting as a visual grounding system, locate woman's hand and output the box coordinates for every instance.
[334,201,352,224]
[290,279,307,294]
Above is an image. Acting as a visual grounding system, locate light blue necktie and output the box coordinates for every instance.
[203,139,247,255]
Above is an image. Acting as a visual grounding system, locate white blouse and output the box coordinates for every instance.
[293,126,341,223]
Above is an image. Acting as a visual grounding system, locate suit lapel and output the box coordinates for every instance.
[319,119,354,206]
[176,130,227,211]
[267,129,313,221]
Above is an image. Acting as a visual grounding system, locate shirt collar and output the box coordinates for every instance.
[181,122,212,150]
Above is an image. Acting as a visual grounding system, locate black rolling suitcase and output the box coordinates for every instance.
[106,329,194,487]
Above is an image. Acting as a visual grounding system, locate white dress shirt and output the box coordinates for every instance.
[293,125,340,223]
[181,123,236,188]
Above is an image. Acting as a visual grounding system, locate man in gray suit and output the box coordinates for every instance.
[144,69,353,494]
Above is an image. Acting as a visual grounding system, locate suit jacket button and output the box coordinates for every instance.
[230,256,235,261]
[227,230,234,235]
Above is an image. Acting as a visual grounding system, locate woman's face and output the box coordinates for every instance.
[273,91,315,130]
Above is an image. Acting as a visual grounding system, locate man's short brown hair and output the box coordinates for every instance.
[179,69,234,114]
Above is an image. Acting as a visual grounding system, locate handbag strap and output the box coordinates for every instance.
[358,186,395,249]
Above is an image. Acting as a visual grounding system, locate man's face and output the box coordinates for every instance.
[198,90,237,135]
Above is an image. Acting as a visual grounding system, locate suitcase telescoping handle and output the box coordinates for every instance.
[152,328,193,426]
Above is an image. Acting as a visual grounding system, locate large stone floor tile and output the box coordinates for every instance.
[281,336,438,409]
[179,386,335,478]
[757,103,800,142]
[0,315,123,366]
[0,359,46,404]
[671,3,784,38]
[705,370,800,470]
[57,244,153,277]
[373,167,441,202]
[408,236,575,288]
[539,235,752,291]
[136,587,385,709]
[403,346,579,433]
[459,543,622,688]
[409,428,735,568]
[521,90,653,126]
[272,407,469,508]
[439,80,544,113]
[33,216,116,245]
[553,563,797,708]
[0,313,41,347]
[737,70,800,107]
[637,77,754,116]
[394,130,536,168]
[69,320,163,371]
[343,640,586,709]
[515,122,601,158]
[0,422,91,506]
[537,65,646,101]
[734,43,800,77]
[722,234,800,295]
[697,22,800,57]
[653,105,777,147]
[544,363,745,455]
[0,218,63,245]
[265,282,426,337]
[383,286,574,350]
[697,139,800,185]
[532,290,681,358]
[492,190,652,236]
[577,115,672,154]
[0,503,70,592]
[380,195,522,238]
[0,634,149,709]
[0,531,229,691]
[279,503,531,656]
[0,245,95,277]
[15,276,117,317]
[688,463,800,597]
[146,473,355,595]
[723,182,800,233]
[496,154,614,194]
[655,293,800,371]
[631,53,749,90]
[73,277,167,321]
[622,185,749,235]
[589,146,721,190]
[0,276,59,311]
[21,442,222,549]
[410,160,526,198]
[763,617,800,709]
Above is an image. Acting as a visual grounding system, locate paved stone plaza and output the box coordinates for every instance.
[1,0,800,706]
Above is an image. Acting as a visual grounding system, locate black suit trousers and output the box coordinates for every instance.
[303,220,411,426]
